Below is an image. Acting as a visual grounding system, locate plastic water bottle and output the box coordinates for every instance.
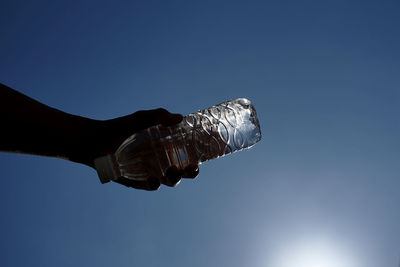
[94,98,261,183]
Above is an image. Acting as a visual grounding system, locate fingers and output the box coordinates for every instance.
[114,164,200,191]
[114,177,161,191]
[162,165,183,187]
[161,164,200,187]
[182,164,199,179]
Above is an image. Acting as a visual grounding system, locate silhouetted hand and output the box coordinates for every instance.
[85,108,200,191]
[0,83,199,191]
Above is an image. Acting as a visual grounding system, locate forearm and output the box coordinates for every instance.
[0,83,99,166]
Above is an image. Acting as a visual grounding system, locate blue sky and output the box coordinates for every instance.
[1,0,399,266]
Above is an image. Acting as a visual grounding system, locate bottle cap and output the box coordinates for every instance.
[94,154,121,184]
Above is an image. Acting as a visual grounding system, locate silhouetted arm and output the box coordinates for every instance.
[0,83,199,190]
[0,83,98,164]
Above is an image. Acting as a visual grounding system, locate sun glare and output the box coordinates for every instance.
[272,238,357,267]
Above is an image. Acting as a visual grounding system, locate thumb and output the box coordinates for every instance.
[103,108,183,149]
[132,108,183,129]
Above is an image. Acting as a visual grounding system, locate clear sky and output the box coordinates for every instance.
[1,0,399,266]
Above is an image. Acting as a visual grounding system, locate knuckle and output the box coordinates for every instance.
[171,179,181,187]
[156,107,168,113]
[155,108,169,116]
[147,178,161,191]
[146,186,159,191]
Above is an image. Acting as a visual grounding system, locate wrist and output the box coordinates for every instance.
[61,115,103,168]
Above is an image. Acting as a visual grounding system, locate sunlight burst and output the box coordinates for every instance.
[273,238,357,267]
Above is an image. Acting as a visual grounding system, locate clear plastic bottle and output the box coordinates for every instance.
[94,98,261,183]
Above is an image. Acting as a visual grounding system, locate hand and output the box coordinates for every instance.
[83,108,199,191]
